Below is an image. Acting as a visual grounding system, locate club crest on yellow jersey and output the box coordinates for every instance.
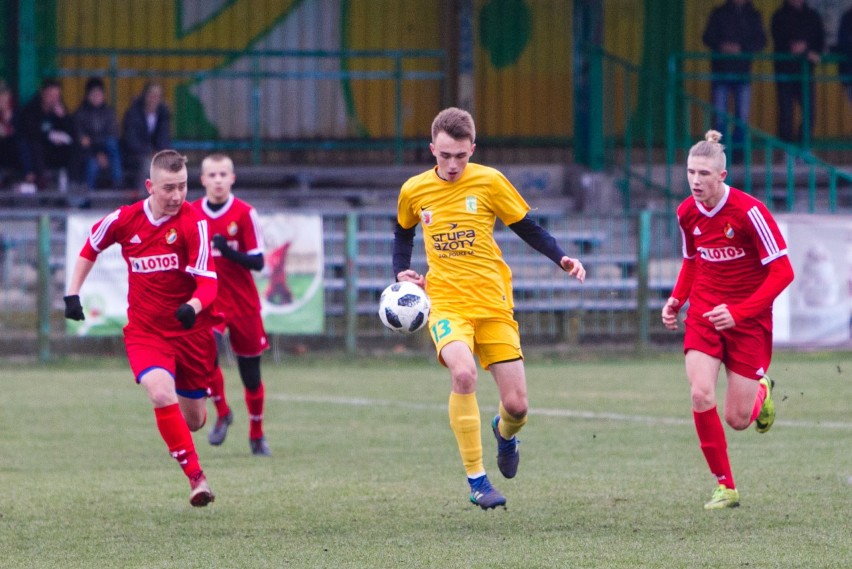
[465,196,477,212]
[421,210,433,225]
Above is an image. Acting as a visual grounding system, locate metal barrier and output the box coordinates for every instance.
[54,47,445,164]
[592,47,852,214]
[0,210,682,361]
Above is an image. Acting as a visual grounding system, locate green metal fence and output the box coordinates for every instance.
[594,47,852,214]
[53,47,445,165]
[0,210,683,361]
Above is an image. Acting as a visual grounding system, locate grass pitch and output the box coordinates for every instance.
[0,351,850,568]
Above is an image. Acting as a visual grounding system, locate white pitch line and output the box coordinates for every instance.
[271,393,852,430]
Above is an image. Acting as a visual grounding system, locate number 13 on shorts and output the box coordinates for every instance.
[431,319,451,342]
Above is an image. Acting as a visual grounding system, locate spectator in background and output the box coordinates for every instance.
[17,78,76,191]
[835,6,852,104]
[702,0,766,162]
[74,77,123,190]
[771,0,825,144]
[0,80,20,186]
[122,82,171,193]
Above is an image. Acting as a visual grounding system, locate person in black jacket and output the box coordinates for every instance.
[771,0,825,144]
[0,80,20,186]
[74,77,123,190]
[702,0,767,160]
[17,78,76,190]
[121,82,171,192]
[836,6,852,103]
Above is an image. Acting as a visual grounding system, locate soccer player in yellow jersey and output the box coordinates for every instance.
[393,107,586,509]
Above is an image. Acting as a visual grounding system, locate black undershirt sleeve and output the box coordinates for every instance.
[205,200,265,271]
[508,215,567,267]
[219,247,265,271]
[392,222,416,278]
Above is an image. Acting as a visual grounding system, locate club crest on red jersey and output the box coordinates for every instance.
[165,228,178,244]
[724,223,735,239]
[227,221,238,236]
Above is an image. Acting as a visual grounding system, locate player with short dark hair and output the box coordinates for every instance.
[393,107,586,510]
[662,130,794,509]
[193,153,270,456]
[64,149,220,507]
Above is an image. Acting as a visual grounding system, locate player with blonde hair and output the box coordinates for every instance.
[662,130,794,509]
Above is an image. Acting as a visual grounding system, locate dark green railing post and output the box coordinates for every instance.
[108,54,120,111]
[636,210,651,348]
[17,0,38,101]
[622,54,634,208]
[344,212,359,355]
[665,54,678,213]
[37,214,52,362]
[573,0,603,170]
[588,47,604,171]
[801,59,811,152]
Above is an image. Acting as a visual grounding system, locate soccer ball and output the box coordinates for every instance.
[378,281,430,334]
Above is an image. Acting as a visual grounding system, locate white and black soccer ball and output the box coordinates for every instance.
[378,281,430,334]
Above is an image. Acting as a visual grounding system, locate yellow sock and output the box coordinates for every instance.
[498,402,527,439]
[448,392,484,477]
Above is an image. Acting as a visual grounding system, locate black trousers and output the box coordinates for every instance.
[776,79,815,144]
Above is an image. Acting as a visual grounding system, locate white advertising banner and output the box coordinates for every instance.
[774,215,851,346]
[65,211,324,336]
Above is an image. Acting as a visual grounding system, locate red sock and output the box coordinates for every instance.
[245,382,265,440]
[209,366,230,419]
[693,407,735,489]
[749,381,768,423]
[154,404,202,480]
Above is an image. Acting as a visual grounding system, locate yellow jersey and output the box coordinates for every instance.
[397,162,530,317]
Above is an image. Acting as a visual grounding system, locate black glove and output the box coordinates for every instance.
[211,234,228,252]
[64,295,85,321]
[175,303,196,329]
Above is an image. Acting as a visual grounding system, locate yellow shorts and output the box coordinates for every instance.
[428,308,523,370]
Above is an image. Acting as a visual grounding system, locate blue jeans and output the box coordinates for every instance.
[85,137,123,189]
[711,82,751,151]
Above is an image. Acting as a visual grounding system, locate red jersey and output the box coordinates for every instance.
[80,199,221,337]
[676,185,788,317]
[193,194,264,316]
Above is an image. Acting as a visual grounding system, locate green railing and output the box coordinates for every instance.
[1,210,682,361]
[592,47,852,214]
[53,47,445,164]
[596,48,672,213]
[667,52,852,213]
[665,91,852,213]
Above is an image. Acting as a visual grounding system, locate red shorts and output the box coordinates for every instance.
[124,324,218,398]
[212,311,269,357]
[683,312,773,380]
